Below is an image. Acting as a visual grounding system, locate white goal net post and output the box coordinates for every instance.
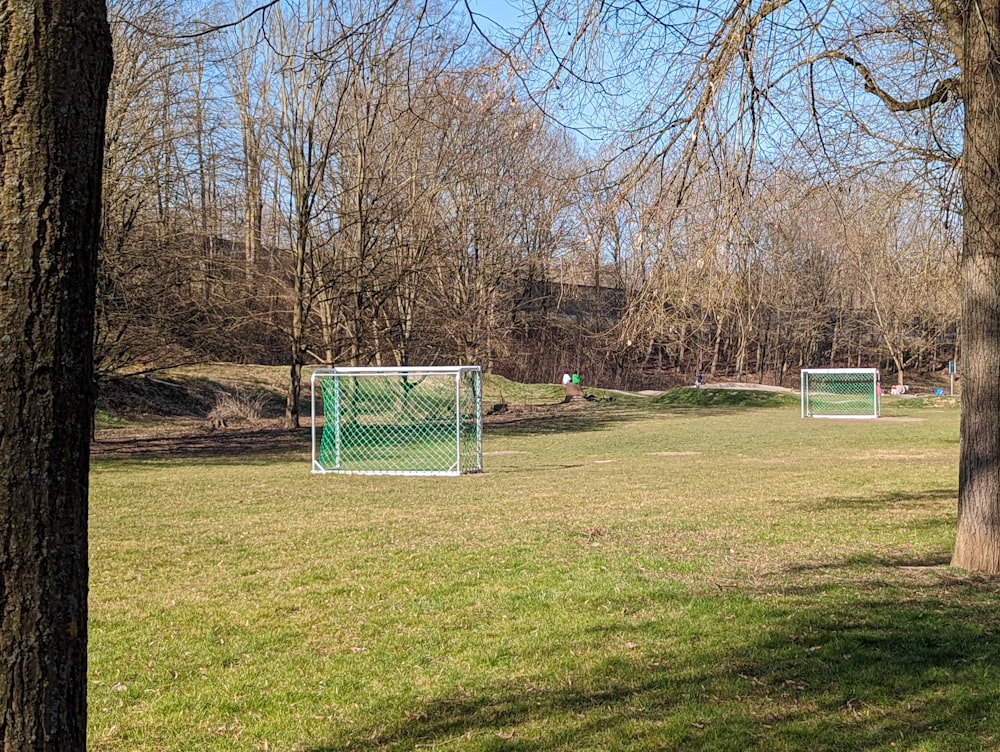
[801,368,881,419]
[310,365,483,476]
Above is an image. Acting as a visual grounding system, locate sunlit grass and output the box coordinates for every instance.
[88,392,994,752]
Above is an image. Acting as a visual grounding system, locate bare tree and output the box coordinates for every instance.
[501,0,996,570]
[98,0,197,374]
[837,178,952,386]
[0,1,112,748]
[268,0,350,427]
[219,2,275,278]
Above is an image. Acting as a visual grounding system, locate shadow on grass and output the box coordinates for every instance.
[90,402,642,463]
[785,549,955,574]
[91,424,313,464]
[485,404,648,437]
[91,388,800,462]
[486,398,791,439]
[305,564,1000,751]
[805,487,958,511]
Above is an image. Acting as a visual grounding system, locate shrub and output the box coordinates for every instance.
[206,388,268,427]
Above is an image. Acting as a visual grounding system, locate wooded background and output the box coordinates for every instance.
[100,0,960,395]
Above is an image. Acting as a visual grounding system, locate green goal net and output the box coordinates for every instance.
[310,366,483,475]
[801,368,880,419]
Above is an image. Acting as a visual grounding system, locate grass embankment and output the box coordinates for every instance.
[89,384,990,751]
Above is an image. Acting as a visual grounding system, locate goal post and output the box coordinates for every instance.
[801,368,880,419]
[310,365,483,476]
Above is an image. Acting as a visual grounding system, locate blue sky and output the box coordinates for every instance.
[465,0,531,33]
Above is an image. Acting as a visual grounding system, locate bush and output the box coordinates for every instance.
[207,388,269,427]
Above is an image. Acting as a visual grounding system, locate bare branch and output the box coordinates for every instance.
[816,50,959,112]
[113,1,279,41]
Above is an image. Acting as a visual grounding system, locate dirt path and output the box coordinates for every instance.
[618,382,794,397]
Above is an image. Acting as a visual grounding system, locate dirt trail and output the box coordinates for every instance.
[626,382,794,397]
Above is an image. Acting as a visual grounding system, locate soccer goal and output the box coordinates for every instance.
[801,368,880,419]
[311,365,482,476]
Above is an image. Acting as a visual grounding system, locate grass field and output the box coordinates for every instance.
[88,386,998,751]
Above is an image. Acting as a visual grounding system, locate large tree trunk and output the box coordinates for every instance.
[0,1,112,748]
[953,0,1000,572]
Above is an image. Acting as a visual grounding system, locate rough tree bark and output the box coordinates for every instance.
[0,1,112,748]
[952,0,1000,571]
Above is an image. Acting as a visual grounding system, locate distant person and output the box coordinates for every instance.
[695,373,703,388]
[563,372,582,403]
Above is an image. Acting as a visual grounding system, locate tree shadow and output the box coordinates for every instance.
[93,384,798,461]
[484,408,645,437]
[304,561,1000,751]
[485,400,772,438]
[91,424,312,464]
[89,409,636,465]
[782,549,955,577]
[804,488,958,512]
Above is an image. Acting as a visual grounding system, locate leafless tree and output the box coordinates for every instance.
[269,0,345,428]
[499,0,994,570]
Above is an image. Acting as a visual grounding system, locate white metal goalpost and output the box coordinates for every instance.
[801,368,881,419]
[310,365,483,476]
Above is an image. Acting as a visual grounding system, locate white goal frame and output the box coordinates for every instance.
[801,368,880,419]
[310,365,483,476]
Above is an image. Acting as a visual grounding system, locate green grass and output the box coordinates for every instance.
[652,386,800,408]
[89,389,999,751]
[483,373,568,406]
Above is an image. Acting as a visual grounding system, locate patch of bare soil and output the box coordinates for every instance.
[93,371,305,460]
[482,400,588,425]
[92,401,585,461]
[703,381,794,392]
[91,371,602,461]
[91,419,311,461]
[631,383,793,396]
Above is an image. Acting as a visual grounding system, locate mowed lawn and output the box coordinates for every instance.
[88,392,998,751]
